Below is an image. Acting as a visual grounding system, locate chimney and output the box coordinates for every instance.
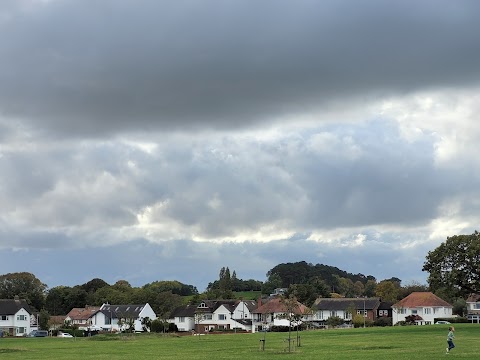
[14,295,20,302]
[257,296,262,307]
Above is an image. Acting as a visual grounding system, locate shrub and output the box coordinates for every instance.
[325,316,344,328]
[374,317,392,327]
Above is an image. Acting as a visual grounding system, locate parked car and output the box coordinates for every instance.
[27,330,49,337]
[435,321,451,324]
[57,332,74,338]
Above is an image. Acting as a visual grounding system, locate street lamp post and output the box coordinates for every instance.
[363,298,366,328]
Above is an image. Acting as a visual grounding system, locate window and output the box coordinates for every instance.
[1,315,8,321]
[411,310,417,315]
[179,317,185,323]
[218,314,226,320]
[424,308,431,315]
[379,310,388,316]
[16,327,25,334]
[357,310,367,316]
[105,317,111,325]
[475,303,480,310]
[17,315,27,321]
[198,303,208,308]
[204,314,212,320]
[330,311,336,318]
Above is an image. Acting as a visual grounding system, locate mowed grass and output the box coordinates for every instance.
[1,324,479,360]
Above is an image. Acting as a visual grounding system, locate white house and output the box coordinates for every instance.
[392,292,454,325]
[0,297,32,337]
[313,297,381,325]
[466,294,480,323]
[170,304,196,332]
[251,297,310,333]
[97,303,157,332]
[191,299,257,334]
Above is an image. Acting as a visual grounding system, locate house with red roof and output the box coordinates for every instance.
[392,292,454,325]
[252,297,310,333]
[466,294,480,323]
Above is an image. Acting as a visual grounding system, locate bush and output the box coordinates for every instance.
[325,316,344,328]
[374,317,392,327]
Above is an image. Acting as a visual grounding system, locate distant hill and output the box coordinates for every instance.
[267,261,376,289]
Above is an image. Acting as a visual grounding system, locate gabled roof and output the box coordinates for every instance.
[466,294,480,303]
[238,300,257,312]
[393,292,452,308]
[0,298,32,315]
[100,304,149,318]
[313,298,381,311]
[253,297,309,314]
[378,301,394,310]
[196,300,239,313]
[170,304,196,318]
[66,306,101,320]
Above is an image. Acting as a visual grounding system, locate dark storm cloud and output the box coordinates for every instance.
[1,0,480,136]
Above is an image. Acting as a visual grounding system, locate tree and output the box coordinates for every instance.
[0,272,47,310]
[423,231,480,298]
[261,273,282,295]
[141,317,152,332]
[375,281,399,302]
[39,309,50,331]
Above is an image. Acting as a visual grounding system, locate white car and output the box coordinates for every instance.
[57,332,74,338]
[435,321,451,324]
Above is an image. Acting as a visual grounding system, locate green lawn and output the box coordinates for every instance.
[1,324,479,359]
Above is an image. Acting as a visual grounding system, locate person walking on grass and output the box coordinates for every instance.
[446,326,455,354]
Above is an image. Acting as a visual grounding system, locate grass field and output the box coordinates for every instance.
[1,324,479,359]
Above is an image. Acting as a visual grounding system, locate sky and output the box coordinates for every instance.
[1,0,480,292]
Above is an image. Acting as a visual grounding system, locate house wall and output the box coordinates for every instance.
[392,306,453,325]
[175,316,195,331]
[1,308,32,336]
[314,310,354,321]
[233,301,251,320]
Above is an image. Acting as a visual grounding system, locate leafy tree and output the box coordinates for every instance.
[286,284,317,307]
[308,276,331,298]
[45,286,72,315]
[375,281,399,302]
[261,273,283,295]
[353,281,365,297]
[452,298,467,317]
[39,309,50,331]
[364,279,377,297]
[398,281,428,300]
[423,231,480,297]
[0,272,47,310]
[278,295,303,353]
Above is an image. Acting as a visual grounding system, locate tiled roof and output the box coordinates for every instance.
[0,298,31,315]
[253,297,308,314]
[170,304,196,318]
[313,298,381,311]
[393,292,452,308]
[66,306,101,320]
[466,294,480,303]
[196,300,238,313]
[100,304,147,318]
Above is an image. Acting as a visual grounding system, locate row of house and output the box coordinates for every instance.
[2,292,480,336]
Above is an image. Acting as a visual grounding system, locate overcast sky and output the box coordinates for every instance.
[1,0,479,292]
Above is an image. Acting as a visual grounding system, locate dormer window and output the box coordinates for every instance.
[198,302,208,308]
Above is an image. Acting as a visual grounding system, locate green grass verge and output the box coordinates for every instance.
[0,324,479,359]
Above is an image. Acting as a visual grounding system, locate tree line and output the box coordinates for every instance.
[1,231,478,319]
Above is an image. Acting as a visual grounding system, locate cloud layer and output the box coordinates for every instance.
[1,0,479,290]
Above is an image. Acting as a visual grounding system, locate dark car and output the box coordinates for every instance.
[27,330,49,337]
